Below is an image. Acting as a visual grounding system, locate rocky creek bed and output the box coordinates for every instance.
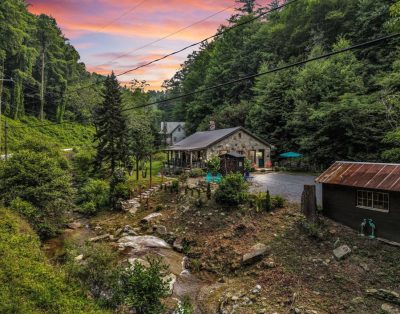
[43,184,400,314]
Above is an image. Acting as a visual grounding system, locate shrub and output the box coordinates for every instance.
[215,173,249,206]
[79,179,110,214]
[110,168,130,208]
[72,148,97,183]
[65,242,121,307]
[0,208,102,313]
[0,146,74,239]
[189,168,205,178]
[116,257,171,314]
[171,180,180,193]
[175,296,194,314]
[265,190,272,211]
[244,158,252,172]
[206,155,221,174]
[271,195,285,209]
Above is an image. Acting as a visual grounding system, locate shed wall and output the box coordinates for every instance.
[322,184,400,243]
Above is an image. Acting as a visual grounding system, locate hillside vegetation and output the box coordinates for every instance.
[3,116,94,152]
[0,208,105,313]
[162,0,400,166]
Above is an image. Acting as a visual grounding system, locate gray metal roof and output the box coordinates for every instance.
[160,122,185,134]
[167,127,271,151]
[168,127,241,150]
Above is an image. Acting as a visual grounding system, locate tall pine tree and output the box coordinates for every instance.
[94,72,129,176]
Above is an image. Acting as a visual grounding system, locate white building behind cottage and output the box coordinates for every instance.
[160,122,186,145]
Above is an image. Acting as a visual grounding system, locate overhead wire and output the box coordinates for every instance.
[9,32,400,130]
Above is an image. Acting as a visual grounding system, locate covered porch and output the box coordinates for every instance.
[164,149,207,171]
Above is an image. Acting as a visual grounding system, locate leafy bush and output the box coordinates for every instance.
[0,144,74,239]
[72,148,97,184]
[110,168,130,207]
[0,208,102,313]
[265,190,272,211]
[244,158,252,172]
[206,155,221,174]
[65,242,121,307]
[79,179,110,215]
[116,257,171,314]
[215,173,249,206]
[175,296,194,314]
[171,180,180,193]
[271,195,285,209]
[189,168,205,178]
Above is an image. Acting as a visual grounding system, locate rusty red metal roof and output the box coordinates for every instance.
[316,161,400,192]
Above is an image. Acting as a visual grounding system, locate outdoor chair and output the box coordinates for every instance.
[205,172,213,183]
[214,173,222,183]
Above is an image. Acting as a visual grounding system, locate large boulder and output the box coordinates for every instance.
[242,243,268,265]
[141,213,162,225]
[333,245,352,260]
[118,235,171,251]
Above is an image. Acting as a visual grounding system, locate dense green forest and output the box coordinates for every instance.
[162,0,400,166]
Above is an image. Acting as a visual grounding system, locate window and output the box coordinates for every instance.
[178,127,181,132]
[357,190,389,212]
[238,132,242,139]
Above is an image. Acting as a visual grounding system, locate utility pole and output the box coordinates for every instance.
[39,50,45,120]
[4,120,8,161]
[0,57,4,155]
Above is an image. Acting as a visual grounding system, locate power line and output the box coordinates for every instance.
[121,32,400,111]
[115,0,298,78]
[8,33,399,130]
[98,4,235,67]
[66,0,298,95]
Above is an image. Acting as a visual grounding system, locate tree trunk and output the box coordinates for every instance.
[39,50,45,120]
[301,185,318,223]
[136,157,139,181]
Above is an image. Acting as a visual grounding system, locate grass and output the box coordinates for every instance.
[0,208,106,314]
[2,116,95,152]
[128,159,167,193]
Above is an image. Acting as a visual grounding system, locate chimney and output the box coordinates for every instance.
[209,121,216,131]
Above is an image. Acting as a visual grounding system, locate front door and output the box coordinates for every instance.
[258,149,265,168]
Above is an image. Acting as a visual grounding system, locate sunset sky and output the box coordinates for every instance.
[27,0,264,90]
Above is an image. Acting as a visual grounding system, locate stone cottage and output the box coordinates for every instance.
[164,126,272,170]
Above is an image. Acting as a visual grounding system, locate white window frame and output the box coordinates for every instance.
[356,190,389,213]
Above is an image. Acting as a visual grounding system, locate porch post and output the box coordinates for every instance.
[190,151,193,169]
[167,150,170,172]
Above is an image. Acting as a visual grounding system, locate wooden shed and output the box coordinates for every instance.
[316,161,400,243]
[219,152,245,176]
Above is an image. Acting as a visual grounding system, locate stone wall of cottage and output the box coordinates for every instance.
[206,130,271,168]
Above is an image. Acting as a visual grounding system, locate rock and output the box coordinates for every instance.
[118,235,171,250]
[333,245,351,260]
[292,308,301,314]
[351,297,364,304]
[366,289,400,305]
[141,213,162,225]
[359,262,369,272]
[154,225,167,235]
[382,303,400,314]
[89,234,111,242]
[128,258,150,268]
[242,243,268,265]
[252,284,262,294]
[67,222,82,229]
[173,238,184,252]
[114,228,123,237]
[75,254,84,261]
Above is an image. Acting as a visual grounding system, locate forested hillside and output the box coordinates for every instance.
[162,0,400,166]
[0,0,105,123]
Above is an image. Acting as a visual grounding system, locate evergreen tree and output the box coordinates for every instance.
[93,73,129,176]
[235,0,258,14]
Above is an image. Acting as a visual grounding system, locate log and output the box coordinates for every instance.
[301,185,318,222]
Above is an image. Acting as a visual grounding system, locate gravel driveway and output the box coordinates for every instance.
[251,172,322,205]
